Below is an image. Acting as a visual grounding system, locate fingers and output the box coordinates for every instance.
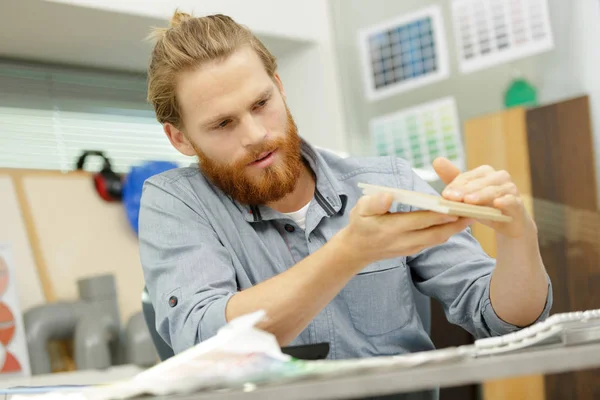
[443,168,519,204]
[462,170,513,195]
[493,194,524,216]
[356,193,394,217]
[463,182,519,204]
[432,157,461,186]
[493,194,535,237]
[388,210,459,230]
[450,164,495,185]
[408,218,473,249]
[442,165,495,200]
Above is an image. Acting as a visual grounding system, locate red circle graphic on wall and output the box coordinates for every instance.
[0,303,15,346]
[0,257,8,297]
[1,352,21,373]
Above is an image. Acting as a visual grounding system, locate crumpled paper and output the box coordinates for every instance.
[13,310,291,400]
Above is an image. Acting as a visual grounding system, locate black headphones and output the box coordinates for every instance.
[75,150,123,202]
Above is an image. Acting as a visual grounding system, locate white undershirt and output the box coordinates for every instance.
[283,200,312,230]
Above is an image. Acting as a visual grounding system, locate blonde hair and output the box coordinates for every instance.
[147,10,278,128]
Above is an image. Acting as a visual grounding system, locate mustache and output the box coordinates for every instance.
[239,140,283,165]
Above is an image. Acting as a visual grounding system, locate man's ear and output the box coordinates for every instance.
[273,73,286,100]
[164,123,196,157]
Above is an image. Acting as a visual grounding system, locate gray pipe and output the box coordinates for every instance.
[73,275,121,370]
[74,311,119,370]
[124,312,158,367]
[24,274,121,374]
[24,302,89,375]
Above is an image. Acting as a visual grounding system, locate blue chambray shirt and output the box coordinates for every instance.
[139,140,552,359]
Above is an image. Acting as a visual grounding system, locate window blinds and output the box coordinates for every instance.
[0,60,194,173]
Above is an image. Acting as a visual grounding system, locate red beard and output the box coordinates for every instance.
[195,108,303,205]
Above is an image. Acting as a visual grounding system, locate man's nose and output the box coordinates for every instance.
[239,114,267,148]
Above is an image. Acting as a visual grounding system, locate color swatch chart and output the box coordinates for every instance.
[451,0,553,74]
[359,5,449,101]
[370,97,464,174]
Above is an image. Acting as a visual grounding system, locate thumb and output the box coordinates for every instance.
[357,193,393,217]
[433,157,461,185]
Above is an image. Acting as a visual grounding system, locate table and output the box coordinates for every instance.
[149,342,600,400]
[0,365,142,389]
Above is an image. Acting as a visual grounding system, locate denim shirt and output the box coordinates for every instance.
[138,140,552,360]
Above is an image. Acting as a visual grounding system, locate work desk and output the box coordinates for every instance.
[146,342,600,400]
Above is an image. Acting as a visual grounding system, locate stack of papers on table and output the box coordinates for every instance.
[11,311,473,399]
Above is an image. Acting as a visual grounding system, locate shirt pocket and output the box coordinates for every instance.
[342,259,414,336]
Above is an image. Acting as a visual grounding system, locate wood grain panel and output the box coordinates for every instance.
[464,107,545,400]
[429,300,477,400]
[526,95,600,400]
[0,176,45,311]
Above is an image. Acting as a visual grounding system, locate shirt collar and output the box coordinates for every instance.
[237,139,348,223]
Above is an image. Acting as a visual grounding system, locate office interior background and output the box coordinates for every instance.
[0,0,599,399]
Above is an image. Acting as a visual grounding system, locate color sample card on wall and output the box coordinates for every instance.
[370,97,464,177]
[0,244,31,377]
[359,5,450,102]
[451,0,554,74]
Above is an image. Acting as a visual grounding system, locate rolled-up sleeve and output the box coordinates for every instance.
[138,175,237,354]
[405,168,553,338]
[480,276,552,336]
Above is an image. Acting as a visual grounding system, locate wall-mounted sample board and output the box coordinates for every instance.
[451,0,554,74]
[370,96,464,175]
[359,5,450,101]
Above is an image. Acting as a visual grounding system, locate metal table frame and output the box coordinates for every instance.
[148,343,600,400]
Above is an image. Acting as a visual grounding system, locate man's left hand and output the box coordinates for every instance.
[432,157,537,238]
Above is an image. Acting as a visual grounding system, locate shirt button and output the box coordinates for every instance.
[168,296,178,308]
[284,224,295,233]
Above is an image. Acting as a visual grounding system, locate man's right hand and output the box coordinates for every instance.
[336,192,473,266]
[226,192,471,346]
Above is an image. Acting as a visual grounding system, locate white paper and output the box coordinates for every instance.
[451,0,554,74]
[12,310,291,400]
[10,311,475,399]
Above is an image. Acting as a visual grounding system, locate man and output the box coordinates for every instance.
[140,10,551,368]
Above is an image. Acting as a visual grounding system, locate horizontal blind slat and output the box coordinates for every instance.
[0,60,194,172]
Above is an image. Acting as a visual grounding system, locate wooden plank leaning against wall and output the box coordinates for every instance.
[464,107,545,400]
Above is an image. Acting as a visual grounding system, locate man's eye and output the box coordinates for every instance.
[218,120,230,128]
[256,99,267,107]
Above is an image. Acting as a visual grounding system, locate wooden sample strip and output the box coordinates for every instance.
[358,183,512,222]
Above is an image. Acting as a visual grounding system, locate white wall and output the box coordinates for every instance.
[277,0,348,152]
[533,0,586,102]
[574,0,600,207]
[329,0,538,158]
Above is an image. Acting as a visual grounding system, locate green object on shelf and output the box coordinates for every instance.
[504,78,538,109]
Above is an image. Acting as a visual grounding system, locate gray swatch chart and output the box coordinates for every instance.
[359,5,449,101]
[370,97,464,179]
[451,0,554,74]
